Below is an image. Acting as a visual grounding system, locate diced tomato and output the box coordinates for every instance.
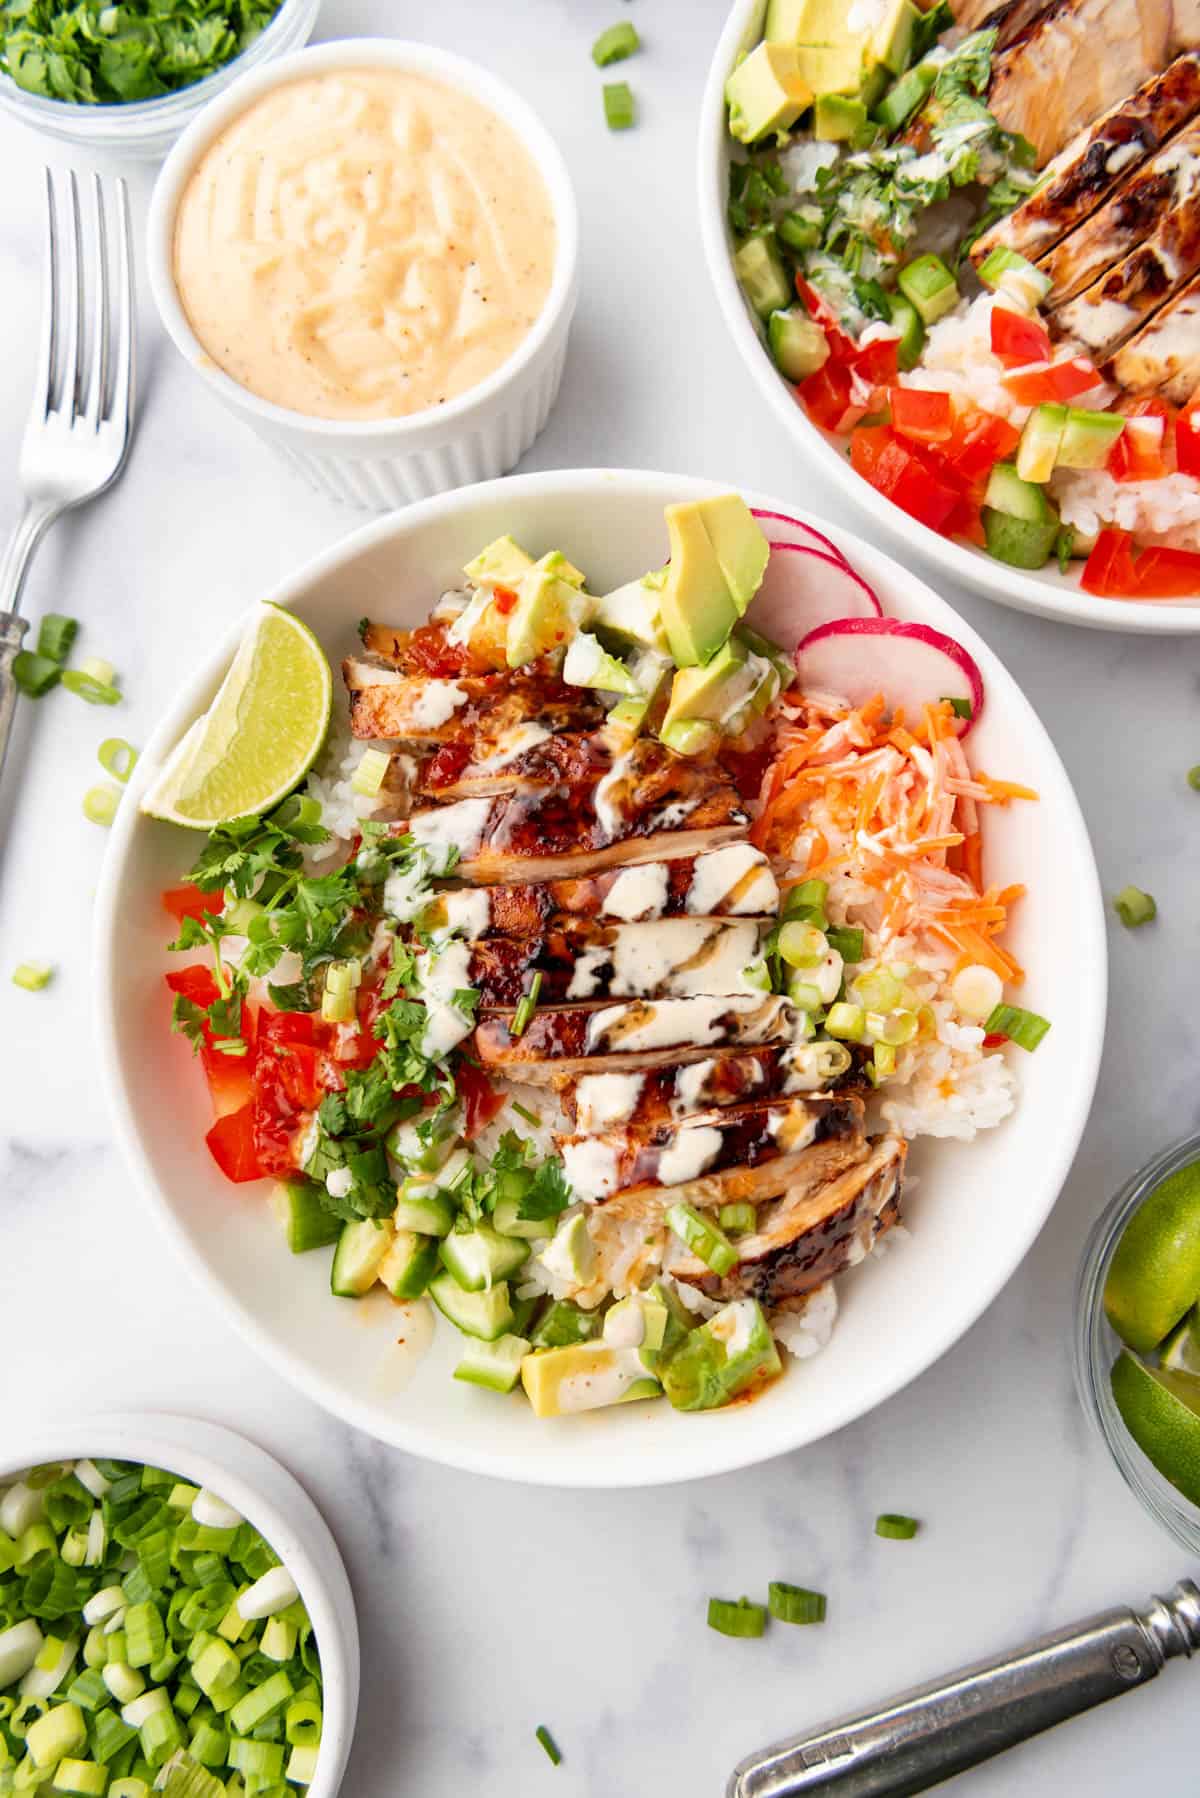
[492,586,518,615]
[1177,403,1200,478]
[251,1009,324,1175]
[421,741,472,789]
[402,622,469,678]
[797,359,856,432]
[1108,400,1170,482]
[205,1103,265,1184]
[889,387,953,444]
[456,1059,507,1135]
[983,1031,1008,1049]
[944,490,987,548]
[162,887,223,924]
[852,426,961,532]
[989,307,1052,369]
[1128,546,1200,599]
[849,423,893,485]
[200,1041,254,1117]
[165,964,219,1007]
[1001,357,1101,406]
[950,408,1021,484]
[795,279,856,362]
[850,335,898,387]
[1080,529,1141,597]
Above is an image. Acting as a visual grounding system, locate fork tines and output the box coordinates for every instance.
[36,167,134,438]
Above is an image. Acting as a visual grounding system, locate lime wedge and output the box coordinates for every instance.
[1102,1159,1200,1354]
[1111,1351,1200,1506]
[142,606,332,829]
[1161,1304,1200,1374]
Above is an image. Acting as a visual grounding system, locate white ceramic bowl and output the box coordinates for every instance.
[0,0,320,161]
[698,0,1200,634]
[147,39,578,510]
[2,1413,358,1796]
[97,468,1106,1488]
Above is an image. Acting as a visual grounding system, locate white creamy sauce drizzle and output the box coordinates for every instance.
[567,949,605,1000]
[560,1138,622,1203]
[430,888,491,943]
[656,1124,723,1187]
[417,939,475,1058]
[710,1299,756,1358]
[672,1058,717,1115]
[769,1106,818,1153]
[650,798,700,831]
[686,844,778,916]
[573,1072,646,1133]
[557,1348,644,1414]
[406,681,467,729]
[592,749,636,842]
[470,721,552,772]
[408,797,492,861]
[606,920,762,998]
[446,586,492,647]
[584,995,788,1054]
[601,862,670,921]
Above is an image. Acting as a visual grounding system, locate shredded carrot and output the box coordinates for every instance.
[977,774,1039,803]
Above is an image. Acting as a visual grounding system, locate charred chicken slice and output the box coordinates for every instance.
[343,661,603,744]
[593,1126,871,1230]
[1106,262,1200,395]
[559,1049,796,1133]
[473,995,801,1081]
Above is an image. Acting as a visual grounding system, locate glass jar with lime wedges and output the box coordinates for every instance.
[1076,1132,1200,1550]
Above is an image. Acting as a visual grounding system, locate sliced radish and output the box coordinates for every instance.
[746,543,882,651]
[752,508,852,568]
[793,617,984,734]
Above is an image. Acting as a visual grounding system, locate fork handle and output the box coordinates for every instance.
[0,503,55,781]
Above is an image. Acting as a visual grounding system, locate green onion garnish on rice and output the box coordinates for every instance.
[983,1003,1050,1051]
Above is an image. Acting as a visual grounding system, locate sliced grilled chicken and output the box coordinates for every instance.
[413,728,610,799]
[560,1050,794,1133]
[1041,115,1200,303]
[987,0,1175,166]
[432,918,769,1009]
[595,1128,870,1232]
[473,994,800,1080]
[1106,263,1200,395]
[672,1136,906,1307]
[344,662,602,744]
[1053,187,1200,357]
[974,51,1200,262]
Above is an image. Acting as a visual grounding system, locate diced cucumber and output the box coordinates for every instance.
[384,1116,460,1173]
[872,61,935,131]
[1056,407,1125,470]
[767,307,830,381]
[271,1181,340,1255]
[428,1273,515,1341]
[378,1231,440,1300]
[392,1189,457,1237]
[330,1220,392,1298]
[1016,402,1067,483]
[886,292,924,371]
[983,462,1057,525]
[491,1196,554,1241]
[660,1298,782,1411]
[976,244,1052,309]
[982,508,1059,570]
[509,1291,539,1339]
[777,206,822,252]
[530,1299,604,1349]
[453,1334,530,1394]
[897,254,958,326]
[438,1225,529,1293]
[733,234,791,318]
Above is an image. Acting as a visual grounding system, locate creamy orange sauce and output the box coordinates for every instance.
[173,69,556,420]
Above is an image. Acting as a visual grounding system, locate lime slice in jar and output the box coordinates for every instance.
[1103,1160,1200,1355]
[1111,1351,1200,1507]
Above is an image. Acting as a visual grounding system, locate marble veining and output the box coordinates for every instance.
[0,2,1197,1792]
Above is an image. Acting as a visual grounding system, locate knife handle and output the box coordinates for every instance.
[728,1580,1200,1798]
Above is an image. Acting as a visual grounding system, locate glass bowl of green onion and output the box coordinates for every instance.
[1075,1130,1200,1554]
[0,1413,357,1796]
[0,0,321,161]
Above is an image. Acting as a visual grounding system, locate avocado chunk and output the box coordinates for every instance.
[662,635,757,728]
[660,719,722,758]
[603,1292,669,1370]
[463,533,534,587]
[591,570,670,654]
[873,60,936,131]
[607,650,672,740]
[698,493,770,614]
[726,42,813,143]
[768,0,869,91]
[532,548,586,589]
[505,567,590,669]
[1056,408,1126,471]
[733,234,791,318]
[814,92,867,140]
[659,502,742,667]
[660,1298,783,1411]
[763,0,808,38]
[870,0,919,76]
[520,1342,662,1417]
[736,623,793,691]
[538,1210,596,1286]
[1016,403,1068,484]
[531,1298,604,1349]
[562,631,641,695]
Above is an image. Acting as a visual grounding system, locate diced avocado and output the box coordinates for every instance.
[814,92,867,140]
[736,623,793,690]
[1016,402,1067,484]
[428,1273,515,1341]
[591,574,670,655]
[463,534,534,588]
[453,1333,530,1394]
[725,43,813,144]
[982,508,1060,570]
[872,60,935,131]
[733,233,791,318]
[539,1210,596,1286]
[660,719,721,757]
[768,307,830,381]
[796,42,868,93]
[660,1299,783,1411]
[378,1230,439,1300]
[562,631,641,696]
[659,502,741,667]
[886,292,925,371]
[870,0,919,75]
[662,636,755,738]
[777,205,824,251]
[606,651,673,741]
[330,1219,392,1298]
[603,1293,669,1371]
[897,254,958,326]
[531,1298,604,1349]
[641,1280,695,1373]
[1056,408,1126,471]
[763,0,808,38]
[697,492,770,613]
[520,1342,661,1417]
[976,244,1052,309]
[984,462,1058,525]
[531,548,586,589]
[505,567,590,669]
[859,60,890,111]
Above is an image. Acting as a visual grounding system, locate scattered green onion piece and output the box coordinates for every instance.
[37,614,79,662]
[592,20,639,64]
[603,80,635,130]
[350,748,390,797]
[12,651,61,697]
[511,970,543,1039]
[707,1597,766,1638]
[941,696,972,720]
[778,921,826,969]
[1112,885,1156,929]
[718,1202,757,1236]
[870,1042,896,1083]
[850,970,903,1013]
[98,738,138,784]
[511,1101,541,1128]
[784,975,822,1011]
[982,1003,1050,1052]
[826,926,864,963]
[12,962,53,992]
[875,1513,920,1540]
[767,1582,826,1625]
[825,1001,866,1042]
[535,1724,562,1767]
[61,668,120,706]
[1188,765,1200,792]
[666,1202,737,1276]
[781,878,828,926]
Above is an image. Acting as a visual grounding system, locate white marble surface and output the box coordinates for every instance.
[0,2,1196,1791]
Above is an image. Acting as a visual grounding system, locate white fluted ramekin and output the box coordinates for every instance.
[147,39,578,510]
[2,1413,358,1797]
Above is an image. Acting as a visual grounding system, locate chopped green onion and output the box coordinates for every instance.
[826,926,863,963]
[850,970,903,1013]
[512,1101,541,1128]
[12,651,61,697]
[781,878,828,925]
[350,749,390,797]
[707,1596,766,1638]
[666,1203,737,1276]
[778,921,826,969]
[83,784,121,827]
[941,696,973,720]
[1188,765,1200,792]
[62,667,120,706]
[825,1001,866,1042]
[983,1003,1050,1052]
[37,614,78,662]
[767,1582,826,1625]
[535,1724,562,1767]
[1112,885,1156,929]
[718,1202,757,1236]
[592,20,639,64]
[875,1513,920,1539]
[511,970,543,1039]
[98,738,138,783]
[12,963,53,992]
[603,80,635,129]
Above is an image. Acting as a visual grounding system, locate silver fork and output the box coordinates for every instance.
[0,167,136,781]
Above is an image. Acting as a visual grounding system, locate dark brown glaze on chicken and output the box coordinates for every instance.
[474,995,800,1079]
[1108,263,1200,394]
[344,662,604,745]
[557,1049,791,1131]
[448,917,767,1008]
[598,1126,873,1225]
[444,850,775,935]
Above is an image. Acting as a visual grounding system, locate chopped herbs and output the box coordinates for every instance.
[591,21,639,66]
[943,696,973,720]
[1113,885,1156,929]
[603,79,635,131]
[875,1513,921,1540]
[535,1724,563,1766]
[0,0,285,106]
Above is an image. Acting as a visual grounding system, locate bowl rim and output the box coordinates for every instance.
[145,36,579,441]
[696,0,1200,635]
[1,1412,358,1798]
[94,466,1108,1488]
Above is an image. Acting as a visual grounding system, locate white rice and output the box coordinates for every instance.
[771,1283,839,1359]
[1053,468,1200,553]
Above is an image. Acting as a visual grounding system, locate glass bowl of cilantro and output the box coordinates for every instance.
[0,0,321,158]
